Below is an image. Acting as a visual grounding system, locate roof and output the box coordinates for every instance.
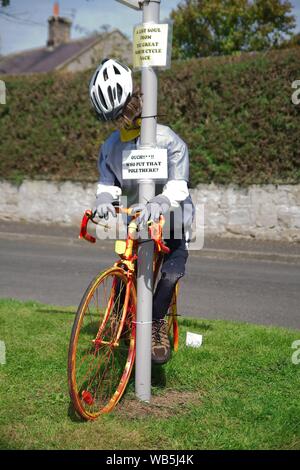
[0,34,105,74]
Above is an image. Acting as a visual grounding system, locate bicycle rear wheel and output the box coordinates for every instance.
[68,267,136,420]
[167,283,179,352]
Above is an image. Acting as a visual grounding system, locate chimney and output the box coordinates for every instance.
[47,2,72,48]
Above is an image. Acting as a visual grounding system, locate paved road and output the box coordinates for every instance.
[0,222,299,329]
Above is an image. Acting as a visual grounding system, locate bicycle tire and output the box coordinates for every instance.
[68,267,136,420]
[167,283,179,352]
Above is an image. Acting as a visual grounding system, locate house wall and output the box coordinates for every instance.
[61,31,132,72]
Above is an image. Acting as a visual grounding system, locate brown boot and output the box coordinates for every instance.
[152,319,171,365]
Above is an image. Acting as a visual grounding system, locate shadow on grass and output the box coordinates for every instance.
[67,401,85,423]
[122,365,167,396]
[151,364,166,388]
[179,318,213,330]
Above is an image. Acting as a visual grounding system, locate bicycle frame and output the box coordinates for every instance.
[79,208,170,278]
[79,208,179,350]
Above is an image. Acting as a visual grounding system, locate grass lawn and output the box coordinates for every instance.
[0,298,299,450]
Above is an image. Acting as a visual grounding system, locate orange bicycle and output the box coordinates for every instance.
[68,206,179,421]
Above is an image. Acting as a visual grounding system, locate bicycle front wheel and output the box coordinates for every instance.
[68,267,136,420]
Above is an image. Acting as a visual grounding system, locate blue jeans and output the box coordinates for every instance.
[152,237,188,320]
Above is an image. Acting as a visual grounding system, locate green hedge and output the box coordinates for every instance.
[1,48,300,186]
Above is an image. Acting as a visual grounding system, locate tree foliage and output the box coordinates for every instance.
[171,0,296,58]
[1,0,10,7]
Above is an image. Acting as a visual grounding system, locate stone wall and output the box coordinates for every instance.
[0,180,300,241]
[193,183,300,241]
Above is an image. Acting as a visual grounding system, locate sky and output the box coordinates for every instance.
[0,0,300,56]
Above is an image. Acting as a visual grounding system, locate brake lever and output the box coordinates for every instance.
[148,217,170,254]
[79,210,96,243]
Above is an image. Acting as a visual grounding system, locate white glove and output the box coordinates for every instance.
[96,192,116,219]
[130,194,171,225]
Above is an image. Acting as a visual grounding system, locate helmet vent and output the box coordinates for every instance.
[117,83,122,102]
[97,85,107,109]
[103,68,109,81]
[107,86,114,107]
[113,66,121,75]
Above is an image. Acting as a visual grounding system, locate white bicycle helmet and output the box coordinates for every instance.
[89,58,133,121]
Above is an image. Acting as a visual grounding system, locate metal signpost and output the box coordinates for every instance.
[116,0,170,402]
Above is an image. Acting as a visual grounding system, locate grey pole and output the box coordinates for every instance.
[135,0,161,402]
[115,0,161,402]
